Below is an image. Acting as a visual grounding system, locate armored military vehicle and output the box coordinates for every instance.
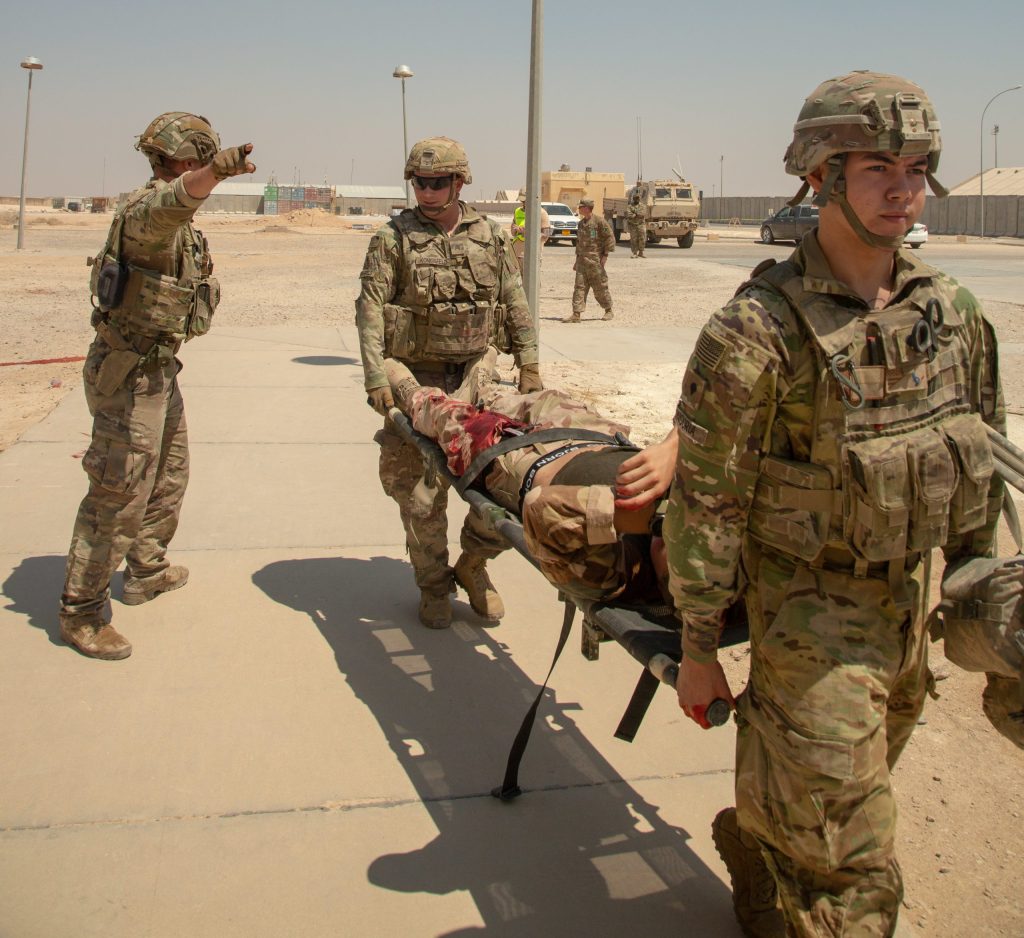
[603,172,701,248]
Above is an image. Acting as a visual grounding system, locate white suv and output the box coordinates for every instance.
[543,202,578,245]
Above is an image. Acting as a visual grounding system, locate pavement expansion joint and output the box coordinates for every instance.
[1,768,733,834]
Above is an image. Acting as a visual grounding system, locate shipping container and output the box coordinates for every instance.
[265,186,278,199]
[264,200,277,215]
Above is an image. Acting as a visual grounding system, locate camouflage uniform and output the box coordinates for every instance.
[571,210,615,317]
[61,174,218,637]
[394,354,661,603]
[356,203,540,596]
[626,200,646,257]
[665,231,1003,934]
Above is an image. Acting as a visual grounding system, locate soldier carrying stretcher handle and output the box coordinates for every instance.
[665,72,1005,937]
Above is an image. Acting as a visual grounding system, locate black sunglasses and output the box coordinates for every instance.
[411,174,455,191]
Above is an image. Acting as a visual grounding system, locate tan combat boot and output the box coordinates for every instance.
[602,309,614,321]
[453,553,505,622]
[60,620,132,660]
[561,313,581,323]
[122,565,190,606]
[419,589,453,630]
[711,807,785,938]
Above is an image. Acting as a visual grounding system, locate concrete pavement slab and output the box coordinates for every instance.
[0,325,743,936]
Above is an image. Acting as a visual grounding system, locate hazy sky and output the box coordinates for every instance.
[3,0,1023,200]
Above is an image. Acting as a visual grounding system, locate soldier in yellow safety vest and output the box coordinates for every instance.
[510,189,551,273]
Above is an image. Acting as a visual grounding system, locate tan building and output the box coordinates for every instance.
[541,168,625,214]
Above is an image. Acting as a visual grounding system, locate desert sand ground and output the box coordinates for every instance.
[1,206,1022,936]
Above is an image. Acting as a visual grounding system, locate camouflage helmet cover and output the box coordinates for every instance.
[404,136,472,184]
[784,71,942,178]
[136,112,221,164]
[578,197,595,208]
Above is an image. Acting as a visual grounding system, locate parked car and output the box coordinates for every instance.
[904,222,928,248]
[760,203,819,244]
[543,202,578,245]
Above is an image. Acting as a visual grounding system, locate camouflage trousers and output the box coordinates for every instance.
[61,342,189,627]
[378,360,508,593]
[628,224,646,256]
[735,542,929,936]
[572,257,612,314]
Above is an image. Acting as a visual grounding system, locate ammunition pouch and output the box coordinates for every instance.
[382,301,493,363]
[491,303,510,354]
[186,276,220,339]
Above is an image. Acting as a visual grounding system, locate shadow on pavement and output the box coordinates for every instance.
[3,554,81,646]
[292,355,358,367]
[253,555,735,937]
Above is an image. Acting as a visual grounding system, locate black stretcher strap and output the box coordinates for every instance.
[491,598,578,801]
[615,669,661,742]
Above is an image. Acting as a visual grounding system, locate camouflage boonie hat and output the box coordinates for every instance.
[404,137,472,184]
[784,71,944,197]
[578,197,595,208]
[135,112,221,163]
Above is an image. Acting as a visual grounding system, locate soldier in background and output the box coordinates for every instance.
[356,137,542,630]
[626,190,647,258]
[510,189,552,273]
[60,113,255,660]
[564,197,615,322]
[665,72,1003,935]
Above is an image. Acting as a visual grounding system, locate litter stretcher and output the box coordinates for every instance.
[388,408,750,801]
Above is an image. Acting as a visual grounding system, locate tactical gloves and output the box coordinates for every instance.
[211,144,256,180]
[518,362,543,394]
[367,386,395,415]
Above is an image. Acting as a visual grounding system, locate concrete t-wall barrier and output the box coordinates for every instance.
[700,194,1024,238]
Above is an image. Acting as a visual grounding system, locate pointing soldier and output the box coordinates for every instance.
[356,137,542,630]
[564,197,615,322]
[665,72,1004,935]
[60,113,255,659]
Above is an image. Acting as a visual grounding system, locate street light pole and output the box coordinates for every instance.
[979,84,1020,239]
[17,56,43,250]
[523,0,543,332]
[393,65,414,207]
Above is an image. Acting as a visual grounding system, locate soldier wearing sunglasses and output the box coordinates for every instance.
[356,136,541,630]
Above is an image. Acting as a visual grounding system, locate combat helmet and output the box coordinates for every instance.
[784,71,946,249]
[135,112,221,168]
[404,137,472,184]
